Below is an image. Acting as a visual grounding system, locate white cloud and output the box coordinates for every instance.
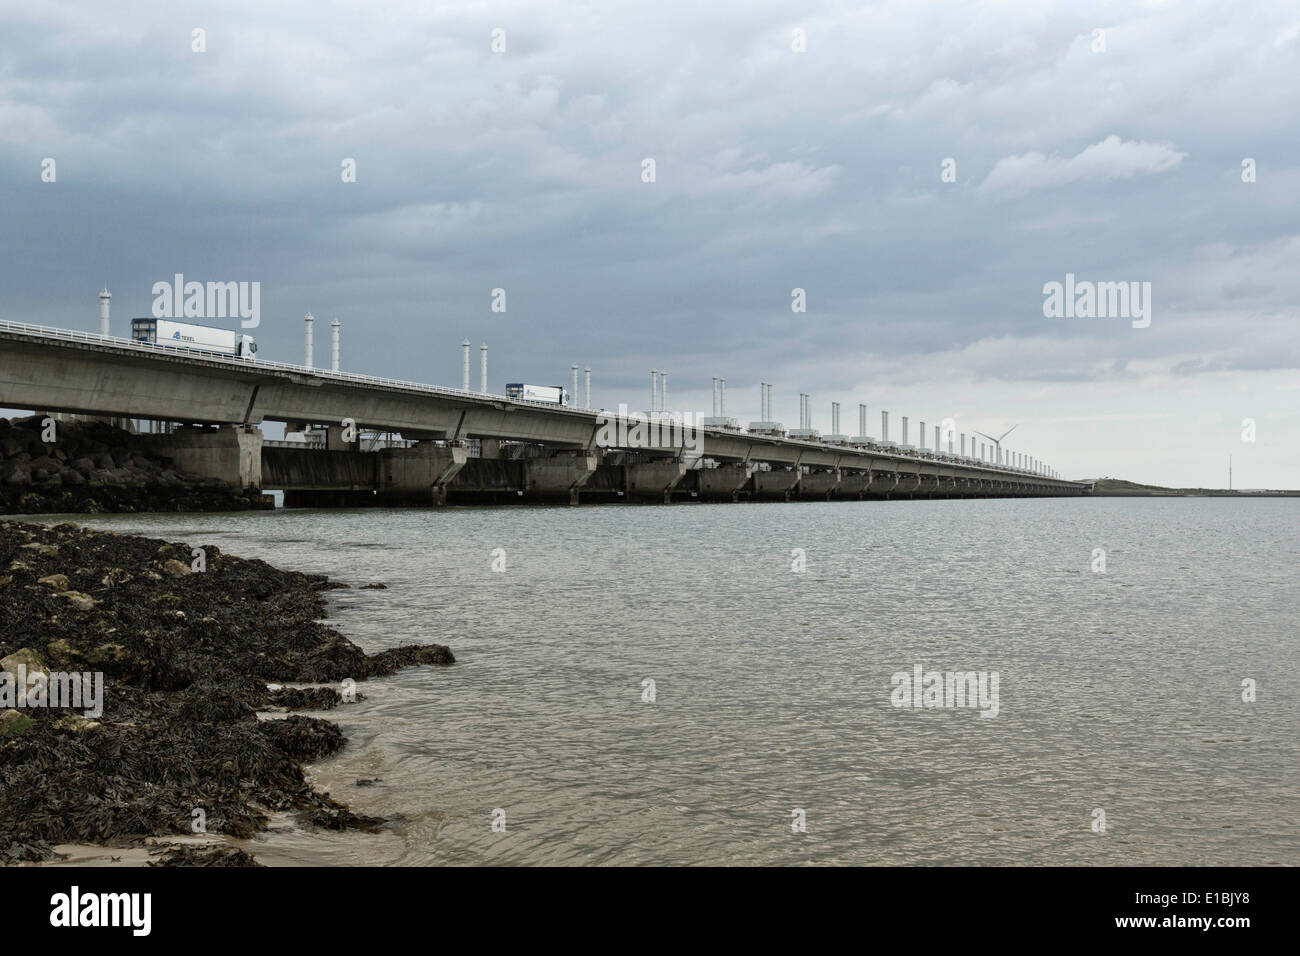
[979,135,1187,197]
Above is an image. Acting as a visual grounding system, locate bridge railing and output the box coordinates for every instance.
[0,319,1066,482]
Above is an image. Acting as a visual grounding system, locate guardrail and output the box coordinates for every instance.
[0,319,1063,481]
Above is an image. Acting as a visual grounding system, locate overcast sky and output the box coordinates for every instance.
[2,0,1298,486]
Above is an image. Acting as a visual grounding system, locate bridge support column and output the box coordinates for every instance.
[378,442,467,506]
[146,425,263,491]
[525,453,598,503]
[799,468,842,500]
[840,470,869,499]
[867,470,899,499]
[625,459,688,502]
[324,424,360,451]
[697,462,754,502]
[751,467,801,501]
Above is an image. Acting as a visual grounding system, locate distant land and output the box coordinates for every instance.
[1084,478,1300,497]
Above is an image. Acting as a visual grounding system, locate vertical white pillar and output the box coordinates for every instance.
[480,342,488,393]
[99,287,111,337]
[462,340,471,391]
[719,378,726,415]
[651,370,658,410]
[304,313,314,369]
[585,367,591,409]
[331,319,341,372]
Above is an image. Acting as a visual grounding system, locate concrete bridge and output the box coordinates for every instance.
[0,321,1088,506]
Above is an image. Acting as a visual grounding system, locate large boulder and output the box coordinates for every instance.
[1,647,50,678]
[163,559,191,578]
[0,710,33,738]
[60,591,99,611]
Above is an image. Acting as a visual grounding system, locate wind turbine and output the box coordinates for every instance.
[973,424,1018,466]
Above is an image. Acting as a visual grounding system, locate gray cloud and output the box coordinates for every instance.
[1,0,1298,484]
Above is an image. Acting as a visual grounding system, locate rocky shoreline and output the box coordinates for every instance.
[0,520,452,865]
[1,416,270,515]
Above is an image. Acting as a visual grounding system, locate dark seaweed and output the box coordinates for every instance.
[0,520,453,863]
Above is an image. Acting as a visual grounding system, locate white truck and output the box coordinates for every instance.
[505,383,569,405]
[131,318,257,358]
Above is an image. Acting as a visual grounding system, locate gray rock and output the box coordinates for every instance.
[1,647,50,677]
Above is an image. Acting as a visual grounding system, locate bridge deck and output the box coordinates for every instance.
[0,321,1083,495]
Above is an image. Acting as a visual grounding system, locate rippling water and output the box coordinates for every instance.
[32,497,1300,865]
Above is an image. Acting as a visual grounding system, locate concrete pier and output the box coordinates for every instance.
[838,470,870,498]
[377,443,467,506]
[799,468,842,500]
[524,453,598,504]
[146,426,263,491]
[697,462,754,502]
[752,468,802,501]
[625,460,687,502]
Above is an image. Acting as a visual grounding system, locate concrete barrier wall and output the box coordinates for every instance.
[262,447,375,490]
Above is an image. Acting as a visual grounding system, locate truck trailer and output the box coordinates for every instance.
[131,318,257,358]
[505,383,569,405]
